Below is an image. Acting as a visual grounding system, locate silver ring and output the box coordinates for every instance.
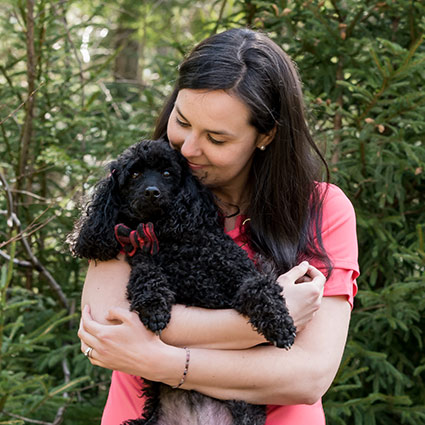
[84,347,93,358]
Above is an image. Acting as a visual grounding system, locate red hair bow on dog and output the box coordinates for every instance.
[114,223,159,256]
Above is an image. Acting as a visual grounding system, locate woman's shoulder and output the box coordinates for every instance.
[315,182,355,217]
[313,182,358,269]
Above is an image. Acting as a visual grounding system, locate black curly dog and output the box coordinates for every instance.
[70,138,296,425]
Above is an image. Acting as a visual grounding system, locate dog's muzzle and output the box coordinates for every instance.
[144,186,161,200]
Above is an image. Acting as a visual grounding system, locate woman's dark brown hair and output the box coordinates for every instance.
[153,28,331,275]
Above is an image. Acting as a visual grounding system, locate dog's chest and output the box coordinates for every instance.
[149,232,252,308]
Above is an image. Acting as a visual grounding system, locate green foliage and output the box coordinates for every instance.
[233,0,425,423]
[0,0,424,423]
[0,0,234,422]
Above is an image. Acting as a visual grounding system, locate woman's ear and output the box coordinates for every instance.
[256,126,276,151]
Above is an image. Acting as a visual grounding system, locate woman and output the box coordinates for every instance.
[78,28,359,424]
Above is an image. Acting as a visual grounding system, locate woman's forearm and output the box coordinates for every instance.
[82,259,323,350]
[159,297,351,405]
[80,259,350,405]
[162,305,266,349]
[81,258,131,324]
[82,258,265,348]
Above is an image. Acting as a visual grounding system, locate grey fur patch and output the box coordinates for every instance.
[156,387,234,425]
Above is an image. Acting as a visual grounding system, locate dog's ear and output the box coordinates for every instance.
[69,169,121,261]
[175,167,219,231]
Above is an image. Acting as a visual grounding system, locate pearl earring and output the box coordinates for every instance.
[259,145,266,151]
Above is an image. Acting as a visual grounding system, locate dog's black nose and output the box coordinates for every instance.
[145,186,161,199]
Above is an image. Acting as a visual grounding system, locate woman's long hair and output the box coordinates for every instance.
[153,28,331,275]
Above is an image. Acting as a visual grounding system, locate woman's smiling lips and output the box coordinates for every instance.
[188,161,205,170]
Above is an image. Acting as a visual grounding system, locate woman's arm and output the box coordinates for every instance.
[81,257,323,349]
[180,296,350,405]
[81,257,265,348]
[81,257,131,325]
[79,295,350,405]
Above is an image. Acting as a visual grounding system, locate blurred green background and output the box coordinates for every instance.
[0,0,424,423]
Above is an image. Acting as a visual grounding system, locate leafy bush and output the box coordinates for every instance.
[237,1,425,423]
[1,0,424,423]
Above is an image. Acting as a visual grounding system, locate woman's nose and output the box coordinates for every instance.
[180,133,201,158]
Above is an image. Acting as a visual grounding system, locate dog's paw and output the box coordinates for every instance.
[138,309,171,333]
[266,325,297,350]
[253,309,297,350]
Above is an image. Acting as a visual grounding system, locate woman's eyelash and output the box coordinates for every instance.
[175,115,224,145]
[207,134,225,145]
[175,116,190,127]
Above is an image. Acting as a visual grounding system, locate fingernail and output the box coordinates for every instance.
[301,261,309,266]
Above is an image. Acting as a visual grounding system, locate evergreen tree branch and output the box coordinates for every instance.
[17,0,37,192]
[332,61,344,164]
[0,84,44,127]
[50,1,85,106]
[0,64,24,104]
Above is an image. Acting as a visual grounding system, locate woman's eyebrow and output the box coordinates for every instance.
[175,105,189,122]
[175,105,235,137]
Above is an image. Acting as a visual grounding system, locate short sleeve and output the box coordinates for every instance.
[309,183,360,308]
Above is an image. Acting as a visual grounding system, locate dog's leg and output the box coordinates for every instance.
[122,381,162,425]
[127,259,176,333]
[232,273,297,349]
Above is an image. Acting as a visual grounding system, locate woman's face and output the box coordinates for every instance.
[167,89,269,203]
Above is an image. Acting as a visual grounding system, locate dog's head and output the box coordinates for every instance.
[70,138,218,260]
[110,139,191,222]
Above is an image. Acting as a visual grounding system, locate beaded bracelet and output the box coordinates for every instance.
[173,347,190,389]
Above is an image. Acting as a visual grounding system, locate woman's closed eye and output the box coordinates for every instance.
[175,116,190,128]
[207,133,225,145]
[176,115,225,145]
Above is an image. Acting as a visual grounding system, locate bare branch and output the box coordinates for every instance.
[99,81,123,119]
[0,169,70,311]
[0,168,15,224]
[0,249,32,267]
[0,210,56,249]
[50,358,71,425]
[1,410,53,425]
[52,407,66,425]
[212,0,227,35]
[19,226,70,310]
[10,188,49,202]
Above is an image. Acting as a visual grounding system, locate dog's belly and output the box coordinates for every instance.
[156,387,233,425]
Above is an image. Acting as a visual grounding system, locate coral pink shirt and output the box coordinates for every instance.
[101,183,359,424]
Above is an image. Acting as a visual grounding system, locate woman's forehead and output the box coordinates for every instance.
[175,89,252,134]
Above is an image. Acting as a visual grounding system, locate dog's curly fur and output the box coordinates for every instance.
[69,139,296,425]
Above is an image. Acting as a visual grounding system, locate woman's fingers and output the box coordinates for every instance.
[77,303,166,376]
[277,262,326,331]
[78,314,100,360]
[278,261,310,285]
[105,306,135,324]
[305,265,326,297]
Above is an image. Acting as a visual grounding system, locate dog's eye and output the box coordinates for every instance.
[162,171,171,177]
[131,171,141,179]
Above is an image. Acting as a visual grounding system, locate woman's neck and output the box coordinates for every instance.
[212,188,249,217]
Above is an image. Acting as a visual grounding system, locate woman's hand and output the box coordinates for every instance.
[277,261,325,332]
[78,305,173,380]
